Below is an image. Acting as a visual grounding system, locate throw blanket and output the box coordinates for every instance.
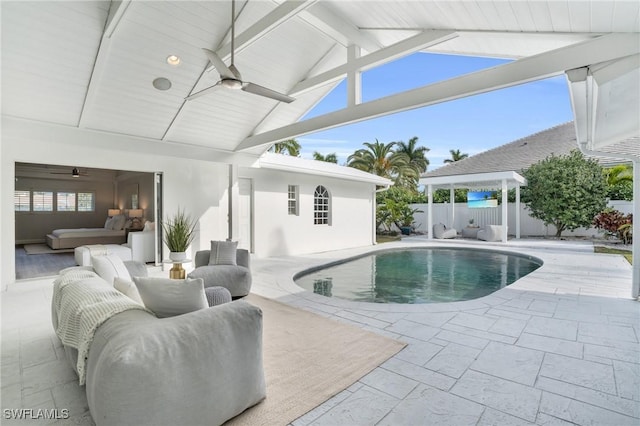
[85,244,108,257]
[52,270,151,385]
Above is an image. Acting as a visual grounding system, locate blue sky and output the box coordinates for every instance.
[297,52,574,169]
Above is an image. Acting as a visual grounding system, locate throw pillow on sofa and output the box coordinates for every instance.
[133,277,208,318]
[92,254,132,286]
[114,277,144,305]
[209,240,237,265]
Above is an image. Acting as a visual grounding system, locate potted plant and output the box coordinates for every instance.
[468,218,477,227]
[397,205,423,236]
[162,208,197,261]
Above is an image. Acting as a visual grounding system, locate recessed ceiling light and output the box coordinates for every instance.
[166,55,181,66]
[152,77,172,91]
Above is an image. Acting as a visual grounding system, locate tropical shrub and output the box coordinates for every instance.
[521,150,607,237]
[593,208,633,242]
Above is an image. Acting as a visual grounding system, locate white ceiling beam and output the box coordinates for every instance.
[298,3,381,54]
[289,30,458,97]
[78,0,131,127]
[213,0,319,65]
[236,33,639,152]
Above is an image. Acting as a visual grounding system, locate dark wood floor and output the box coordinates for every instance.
[15,246,76,280]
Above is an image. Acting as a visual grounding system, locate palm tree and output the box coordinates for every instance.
[312,152,338,163]
[444,149,469,163]
[347,139,415,185]
[395,136,430,183]
[605,164,632,186]
[270,139,301,156]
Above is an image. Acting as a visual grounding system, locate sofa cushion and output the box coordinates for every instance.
[114,277,144,305]
[209,240,238,265]
[91,254,132,286]
[133,277,208,318]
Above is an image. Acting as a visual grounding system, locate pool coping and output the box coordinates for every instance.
[250,236,634,314]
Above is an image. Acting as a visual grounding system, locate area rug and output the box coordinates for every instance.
[23,244,74,255]
[227,294,406,426]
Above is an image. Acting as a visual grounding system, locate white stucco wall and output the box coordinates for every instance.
[240,166,376,258]
[1,118,235,287]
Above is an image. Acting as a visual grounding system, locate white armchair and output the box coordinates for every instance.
[124,230,156,263]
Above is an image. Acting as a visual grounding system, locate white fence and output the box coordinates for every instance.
[410,200,633,238]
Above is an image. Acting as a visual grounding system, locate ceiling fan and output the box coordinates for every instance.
[185,0,295,103]
[50,167,88,178]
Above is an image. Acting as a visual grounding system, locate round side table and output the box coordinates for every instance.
[162,259,192,279]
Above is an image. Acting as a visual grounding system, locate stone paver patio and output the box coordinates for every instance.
[1,237,638,425]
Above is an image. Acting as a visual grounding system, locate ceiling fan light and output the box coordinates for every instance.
[221,78,242,90]
[166,55,181,66]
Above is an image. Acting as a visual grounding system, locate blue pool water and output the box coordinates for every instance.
[295,248,542,304]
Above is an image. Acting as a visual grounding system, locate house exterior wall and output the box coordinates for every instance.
[2,118,232,287]
[240,166,376,258]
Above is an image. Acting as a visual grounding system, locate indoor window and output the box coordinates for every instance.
[14,190,30,211]
[32,191,53,212]
[313,185,330,225]
[57,192,76,212]
[288,185,298,216]
[77,192,95,212]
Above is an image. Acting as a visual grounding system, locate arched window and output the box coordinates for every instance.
[313,185,330,225]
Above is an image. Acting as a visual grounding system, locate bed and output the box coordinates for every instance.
[46,215,128,250]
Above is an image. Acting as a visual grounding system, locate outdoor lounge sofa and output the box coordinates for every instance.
[477,224,504,242]
[433,223,457,239]
[52,261,265,426]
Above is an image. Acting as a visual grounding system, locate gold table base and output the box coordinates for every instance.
[169,263,185,279]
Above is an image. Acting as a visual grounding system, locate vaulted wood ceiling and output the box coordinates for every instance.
[2,1,639,160]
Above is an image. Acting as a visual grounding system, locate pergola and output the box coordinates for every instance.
[420,171,526,243]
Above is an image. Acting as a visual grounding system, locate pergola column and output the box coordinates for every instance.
[633,161,639,299]
[427,184,433,240]
[449,185,455,227]
[501,178,508,243]
[515,185,521,239]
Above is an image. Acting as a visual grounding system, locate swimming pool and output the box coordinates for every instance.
[294,248,542,304]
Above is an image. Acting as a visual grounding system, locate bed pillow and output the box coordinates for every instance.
[133,277,207,318]
[92,254,132,286]
[114,277,144,305]
[208,240,238,266]
[104,217,114,229]
[111,214,127,230]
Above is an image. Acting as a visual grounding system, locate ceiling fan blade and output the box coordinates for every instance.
[202,48,234,80]
[242,82,295,103]
[185,81,223,101]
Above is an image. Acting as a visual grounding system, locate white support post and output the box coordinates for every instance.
[347,45,361,107]
[515,185,521,239]
[228,164,240,241]
[449,185,455,227]
[427,184,433,240]
[501,179,508,243]
[632,161,639,299]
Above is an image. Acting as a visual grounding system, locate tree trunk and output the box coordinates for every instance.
[554,223,566,238]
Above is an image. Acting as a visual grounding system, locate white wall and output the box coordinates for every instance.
[412,200,633,238]
[240,166,376,257]
[2,118,236,287]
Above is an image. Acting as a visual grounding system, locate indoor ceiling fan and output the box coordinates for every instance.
[185,0,295,103]
[50,167,88,178]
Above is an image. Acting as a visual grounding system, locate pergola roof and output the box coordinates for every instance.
[420,170,525,190]
[2,1,638,162]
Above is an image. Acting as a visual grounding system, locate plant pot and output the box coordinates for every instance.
[400,226,412,236]
[169,251,187,262]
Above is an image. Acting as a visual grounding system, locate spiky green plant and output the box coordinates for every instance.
[162,208,197,252]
